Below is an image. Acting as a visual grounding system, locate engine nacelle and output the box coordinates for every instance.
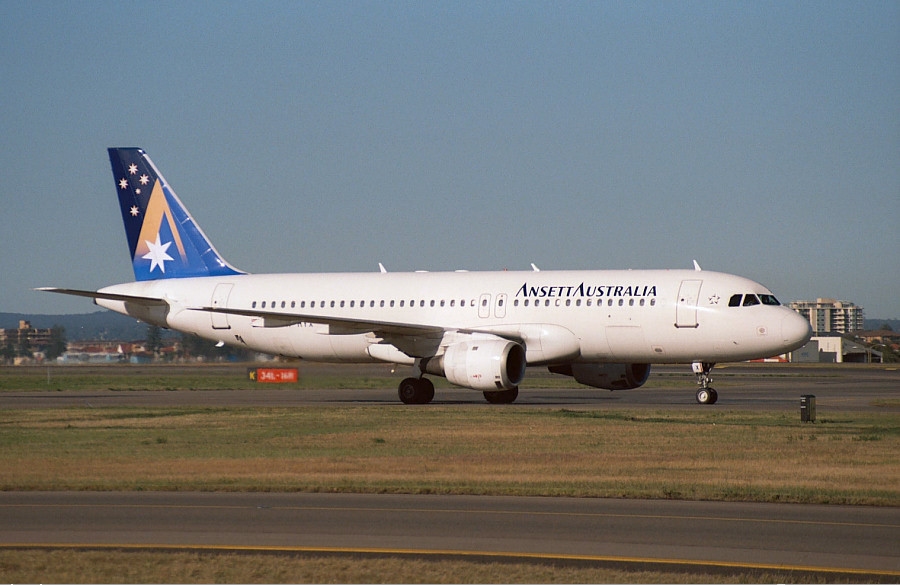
[549,363,651,390]
[425,340,526,391]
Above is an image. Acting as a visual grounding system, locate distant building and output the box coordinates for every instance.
[0,320,55,363]
[0,320,53,347]
[791,337,882,364]
[789,298,865,335]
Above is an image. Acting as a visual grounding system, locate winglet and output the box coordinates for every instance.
[692,260,702,271]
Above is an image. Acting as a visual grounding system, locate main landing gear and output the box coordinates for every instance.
[398,377,435,405]
[397,377,520,405]
[692,362,718,405]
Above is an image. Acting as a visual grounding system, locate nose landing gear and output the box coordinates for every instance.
[692,362,718,404]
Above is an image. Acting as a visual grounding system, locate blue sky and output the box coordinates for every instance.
[2,1,898,318]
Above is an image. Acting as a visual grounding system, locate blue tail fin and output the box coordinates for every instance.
[109,148,245,281]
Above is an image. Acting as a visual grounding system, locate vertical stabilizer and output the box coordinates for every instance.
[108,148,244,281]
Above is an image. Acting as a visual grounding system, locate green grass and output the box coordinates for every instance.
[0,405,897,504]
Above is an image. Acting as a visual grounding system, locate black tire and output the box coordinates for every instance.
[419,378,435,404]
[696,388,717,405]
[483,387,518,404]
[398,378,421,404]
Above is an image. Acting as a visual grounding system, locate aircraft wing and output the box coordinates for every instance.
[192,305,445,337]
[36,287,169,306]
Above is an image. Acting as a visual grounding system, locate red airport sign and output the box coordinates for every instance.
[248,367,299,383]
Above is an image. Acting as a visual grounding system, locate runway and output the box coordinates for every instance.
[2,363,898,411]
[1,492,898,578]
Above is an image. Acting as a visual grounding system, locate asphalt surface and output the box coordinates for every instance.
[1,363,898,578]
[1,363,898,411]
[1,492,898,577]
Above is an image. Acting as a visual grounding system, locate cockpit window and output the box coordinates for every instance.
[742,294,760,306]
[728,294,742,307]
[759,294,780,306]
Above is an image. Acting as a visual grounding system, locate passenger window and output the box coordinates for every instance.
[728,294,742,307]
[565,299,571,307]
[281,301,286,308]
[629,299,634,306]
[291,301,296,308]
[451,300,456,307]
[340,301,345,308]
[618,299,624,306]
[350,301,355,308]
[261,301,266,308]
[524,299,529,307]
[399,300,404,307]
[640,299,645,306]
[252,301,257,308]
[431,300,436,307]
[441,300,446,307]
[390,300,395,307]
[743,294,760,306]
[380,300,385,307]
[650,298,656,306]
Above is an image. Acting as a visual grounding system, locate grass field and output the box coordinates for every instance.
[0,548,874,584]
[1,366,897,504]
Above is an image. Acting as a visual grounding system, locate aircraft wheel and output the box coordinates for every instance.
[398,378,421,404]
[483,387,518,404]
[398,378,434,405]
[696,388,717,405]
[419,378,435,404]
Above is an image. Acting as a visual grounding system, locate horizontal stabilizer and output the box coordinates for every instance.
[35,287,168,307]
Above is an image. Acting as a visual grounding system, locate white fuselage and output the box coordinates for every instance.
[95,268,812,366]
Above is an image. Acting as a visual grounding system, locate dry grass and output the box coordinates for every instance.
[0,406,897,504]
[0,549,866,584]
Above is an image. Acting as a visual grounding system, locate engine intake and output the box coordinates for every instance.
[425,339,526,391]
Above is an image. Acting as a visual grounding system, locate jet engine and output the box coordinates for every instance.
[549,363,651,390]
[424,339,526,391]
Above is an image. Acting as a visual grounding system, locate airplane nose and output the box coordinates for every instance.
[781,311,813,350]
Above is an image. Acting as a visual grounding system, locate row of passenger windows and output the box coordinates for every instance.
[253,299,475,309]
[728,293,780,307]
[250,297,658,310]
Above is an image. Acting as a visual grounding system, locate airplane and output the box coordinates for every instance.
[39,148,812,405]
